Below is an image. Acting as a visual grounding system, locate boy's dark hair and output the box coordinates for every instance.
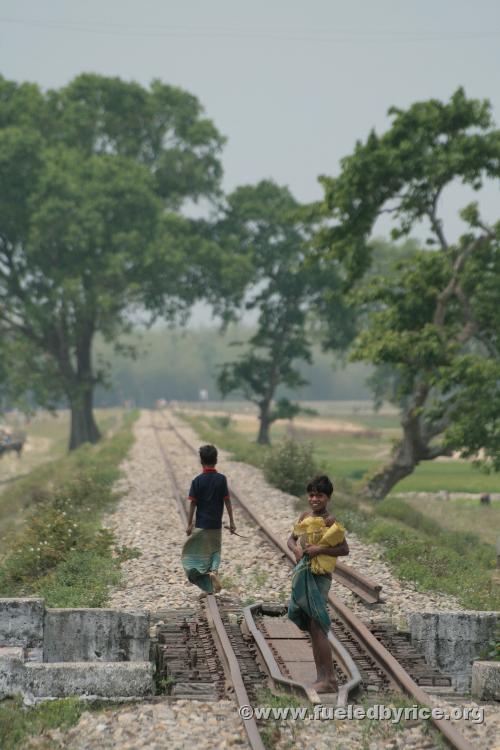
[306,474,334,498]
[199,444,218,466]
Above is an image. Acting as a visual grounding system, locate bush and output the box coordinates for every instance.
[263,438,318,497]
[37,549,121,607]
[213,415,232,430]
[367,520,415,547]
[0,476,113,587]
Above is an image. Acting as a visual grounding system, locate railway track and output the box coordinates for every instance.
[161,412,382,605]
[152,409,475,750]
[151,412,267,750]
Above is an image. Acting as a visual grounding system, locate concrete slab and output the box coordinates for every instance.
[0,599,154,699]
[44,609,150,663]
[0,646,26,699]
[284,661,317,683]
[0,598,44,648]
[24,662,155,698]
[261,617,307,639]
[409,611,498,692]
[269,639,313,662]
[471,660,500,700]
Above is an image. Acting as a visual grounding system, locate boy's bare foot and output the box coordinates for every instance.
[310,679,338,693]
[209,571,222,593]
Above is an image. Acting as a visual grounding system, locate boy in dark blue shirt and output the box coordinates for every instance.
[181,444,236,594]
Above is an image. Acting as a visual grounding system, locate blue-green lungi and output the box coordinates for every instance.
[287,555,332,635]
[181,527,222,593]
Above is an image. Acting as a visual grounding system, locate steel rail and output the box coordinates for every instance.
[151,414,265,750]
[163,410,475,750]
[162,411,382,604]
[242,603,321,704]
[156,411,366,706]
[243,603,361,708]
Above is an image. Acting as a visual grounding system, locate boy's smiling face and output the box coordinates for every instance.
[308,491,329,513]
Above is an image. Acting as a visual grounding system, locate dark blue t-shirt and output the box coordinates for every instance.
[188,468,230,529]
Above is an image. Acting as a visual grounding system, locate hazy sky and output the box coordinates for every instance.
[2,1,499,245]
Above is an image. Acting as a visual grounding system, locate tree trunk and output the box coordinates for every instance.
[361,415,422,500]
[67,333,101,451]
[361,453,417,500]
[69,386,101,450]
[257,402,272,444]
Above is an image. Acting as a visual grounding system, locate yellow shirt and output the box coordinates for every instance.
[293,515,346,575]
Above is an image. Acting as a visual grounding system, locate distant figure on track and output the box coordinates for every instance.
[287,474,349,693]
[181,444,236,594]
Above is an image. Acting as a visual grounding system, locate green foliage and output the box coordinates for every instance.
[255,687,304,710]
[156,675,176,695]
[364,502,498,610]
[0,696,86,750]
[213,414,232,430]
[0,411,137,605]
[485,629,500,661]
[37,549,121,608]
[91,325,374,405]
[255,688,305,750]
[251,567,269,587]
[438,356,500,471]
[216,180,352,443]
[263,438,318,497]
[0,73,227,447]
[182,414,269,468]
[0,695,120,750]
[376,497,442,536]
[317,88,500,497]
[319,88,500,262]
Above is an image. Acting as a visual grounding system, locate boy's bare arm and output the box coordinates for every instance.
[288,533,303,562]
[186,500,196,535]
[224,497,236,532]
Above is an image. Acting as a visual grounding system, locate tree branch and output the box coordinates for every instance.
[427,187,449,251]
[422,442,454,460]
[475,218,496,240]
[0,309,46,349]
[433,233,488,334]
[455,284,477,343]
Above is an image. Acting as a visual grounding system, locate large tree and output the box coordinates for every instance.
[0,74,225,448]
[217,181,349,444]
[317,89,500,498]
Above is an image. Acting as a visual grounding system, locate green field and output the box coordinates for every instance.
[404,494,500,547]
[179,402,500,494]
[315,436,500,494]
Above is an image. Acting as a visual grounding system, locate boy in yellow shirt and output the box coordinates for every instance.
[287,475,349,693]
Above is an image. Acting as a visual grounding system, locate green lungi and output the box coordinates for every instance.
[181,527,222,593]
[287,555,332,635]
